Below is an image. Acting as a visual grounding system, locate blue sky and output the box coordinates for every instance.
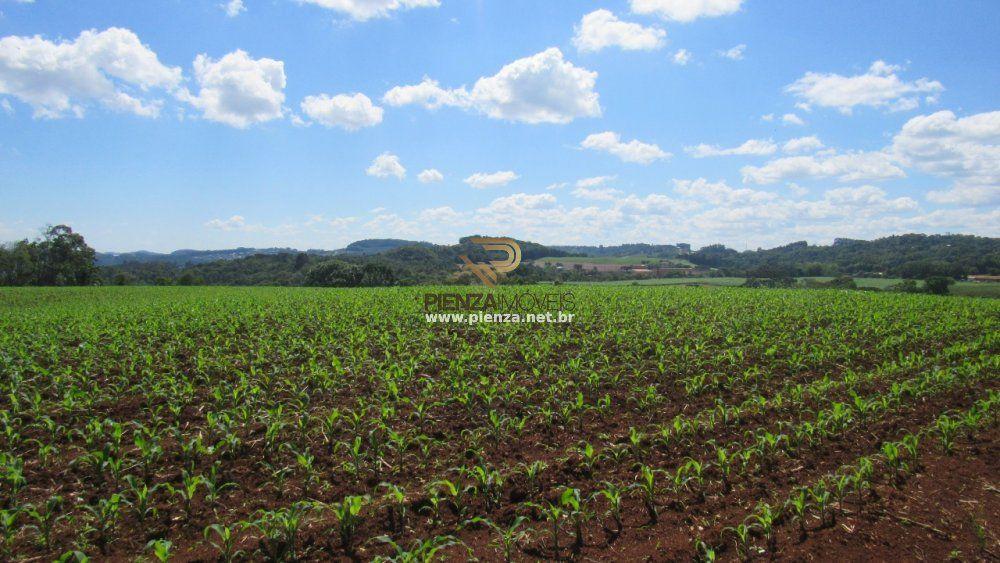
[1,0,997,252]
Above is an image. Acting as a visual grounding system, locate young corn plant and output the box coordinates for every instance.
[518,461,548,497]
[468,516,530,563]
[124,475,160,523]
[166,471,203,518]
[25,495,67,550]
[528,499,565,555]
[747,502,780,554]
[632,465,661,524]
[205,523,245,563]
[82,493,122,555]
[371,534,463,563]
[0,508,18,559]
[329,495,369,554]
[811,479,834,527]
[252,502,314,562]
[560,487,590,553]
[936,414,960,455]
[203,463,238,506]
[724,522,753,560]
[145,539,173,562]
[784,488,810,541]
[379,482,408,533]
[593,481,624,538]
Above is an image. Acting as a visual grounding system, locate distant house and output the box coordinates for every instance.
[968,274,1000,282]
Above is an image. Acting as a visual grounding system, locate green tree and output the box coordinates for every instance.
[924,276,954,295]
[35,225,98,286]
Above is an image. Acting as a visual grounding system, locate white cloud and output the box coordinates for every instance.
[630,0,743,22]
[0,27,181,118]
[296,0,440,21]
[674,178,777,205]
[383,48,601,124]
[891,110,1000,206]
[366,152,406,179]
[418,206,459,222]
[576,175,616,188]
[786,182,809,196]
[182,50,285,128]
[205,215,247,231]
[760,113,774,122]
[464,170,519,189]
[741,151,906,184]
[417,168,444,183]
[382,77,467,110]
[572,9,666,53]
[718,44,745,60]
[300,93,383,130]
[223,0,246,17]
[572,186,623,201]
[581,131,670,164]
[782,136,824,154]
[1,99,12,114]
[782,113,805,126]
[672,49,692,65]
[545,182,569,191]
[785,60,944,115]
[685,138,777,157]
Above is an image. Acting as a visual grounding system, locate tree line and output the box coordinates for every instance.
[2,226,998,289]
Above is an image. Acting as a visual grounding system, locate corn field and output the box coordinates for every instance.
[0,286,997,561]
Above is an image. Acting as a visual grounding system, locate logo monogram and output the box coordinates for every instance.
[459,237,522,287]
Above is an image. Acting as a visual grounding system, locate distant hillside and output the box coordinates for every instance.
[689,234,1000,277]
[339,239,431,255]
[99,236,574,286]
[96,247,339,267]
[94,240,429,266]
[554,243,691,258]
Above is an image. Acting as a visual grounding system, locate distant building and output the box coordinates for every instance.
[968,274,1000,282]
[676,243,692,255]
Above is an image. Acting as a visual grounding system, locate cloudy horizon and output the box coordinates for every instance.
[1,0,997,252]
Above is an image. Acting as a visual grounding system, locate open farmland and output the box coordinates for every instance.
[0,286,997,561]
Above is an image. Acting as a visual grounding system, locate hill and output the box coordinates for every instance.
[688,234,1000,277]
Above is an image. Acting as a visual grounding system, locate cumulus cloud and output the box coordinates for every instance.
[182,50,285,128]
[300,93,383,130]
[741,151,906,184]
[581,131,670,164]
[674,178,777,205]
[572,186,623,201]
[630,0,743,22]
[572,9,666,53]
[464,171,519,189]
[576,175,616,188]
[419,206,460,222]
[672,49,692,65]
[366,152,406,179]
[685,138,777,157]
[417,168,444,183]
[785,60,944,115]
[383,77,466,110]
[223,0,246,17]
[296,0,440,21]
[782,136,824,154]
[205,215,247,231]
[782,113,805,126]
[383,48,601,124]
[0,27,181,118]
[891,110,1000,205]
[718,44,745,60]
